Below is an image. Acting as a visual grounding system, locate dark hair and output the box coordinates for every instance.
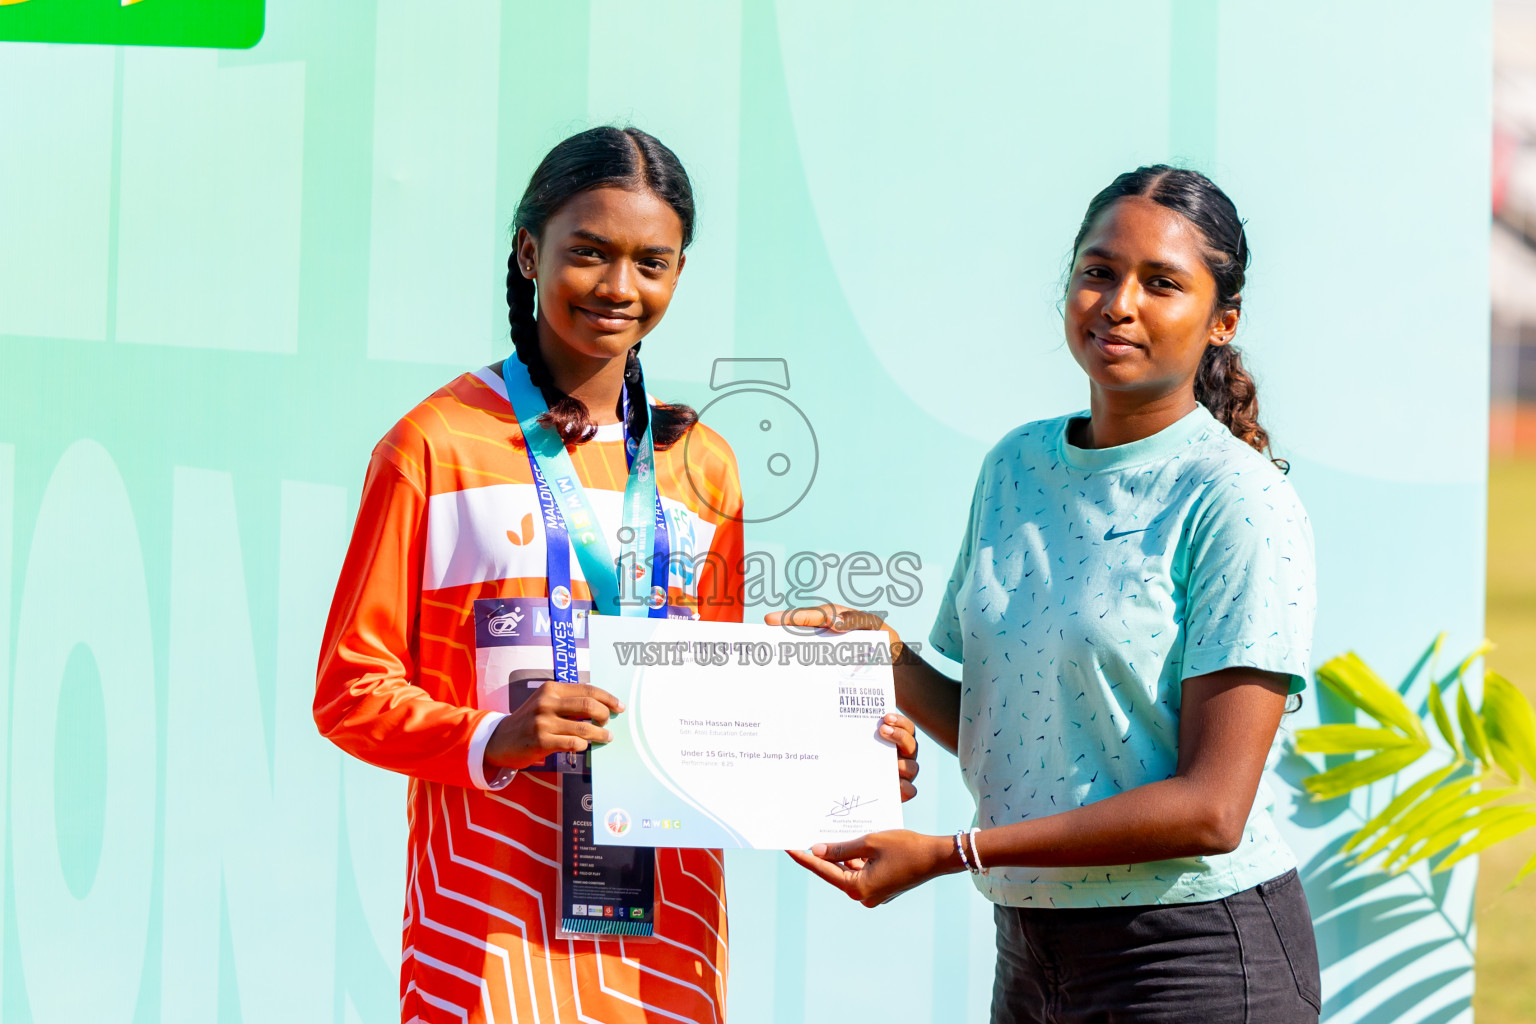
[1070,165,1282,466]
[507,126,699,450]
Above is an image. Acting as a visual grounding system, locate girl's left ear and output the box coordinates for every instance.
[515,227,538,279]
[674,251,687,281]
[1209,305,1240,346]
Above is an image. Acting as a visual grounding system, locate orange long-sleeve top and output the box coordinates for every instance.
[315,366,744,1024]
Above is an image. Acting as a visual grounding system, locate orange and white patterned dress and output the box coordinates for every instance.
[315,365,744,1023]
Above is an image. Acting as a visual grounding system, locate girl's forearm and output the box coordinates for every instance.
[892,651,960,756]
[969,775,1243,870]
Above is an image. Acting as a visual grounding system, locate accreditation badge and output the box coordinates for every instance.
[473,596,594,773]
[557,771,657,940]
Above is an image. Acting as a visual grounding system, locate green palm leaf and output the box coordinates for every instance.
[1303,745,1426,803]
[1513,848,1536,888]
[1407,633,1445,693]
[1433,811,1536,874]
[1427,681,1459,756]
[1294,725,1422,755]
[1443,639,1495,689]
[1484,672,1536,783]
[1379,785,1521,871]
[1458,683,1492,765]
[1396,803,1536,872]
[1352,774,1482,862]
[1297,639,1535,892]
[1490,737,1525,784]
[1342,763,1460,855]
[1317,652,1426,740]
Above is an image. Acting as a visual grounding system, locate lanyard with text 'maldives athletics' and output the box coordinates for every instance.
[500,355,670,692]
[502,355,668,940]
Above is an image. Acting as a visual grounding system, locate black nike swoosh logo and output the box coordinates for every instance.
[1103,526,1150,541]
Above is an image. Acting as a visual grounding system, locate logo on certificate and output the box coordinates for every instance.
[604,808,631,836]
[551,586,572,610]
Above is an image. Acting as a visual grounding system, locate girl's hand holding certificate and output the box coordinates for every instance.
[767,604,953,904]
[484,681,627,771]
[790,830,961,909]
[763,604,922,804]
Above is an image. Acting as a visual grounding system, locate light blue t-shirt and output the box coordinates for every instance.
[930,404,1316,908]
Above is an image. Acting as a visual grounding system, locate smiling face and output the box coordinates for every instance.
[1064,196,1237,405]
[516,186,687,365]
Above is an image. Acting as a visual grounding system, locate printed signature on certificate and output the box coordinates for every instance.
[827,795,877,818]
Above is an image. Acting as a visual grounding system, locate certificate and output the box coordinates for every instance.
[587,616,904,850]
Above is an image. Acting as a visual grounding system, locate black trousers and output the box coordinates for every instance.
[991,869,1322,1024]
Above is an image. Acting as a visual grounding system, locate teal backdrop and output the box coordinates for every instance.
[0,1,1490,1021]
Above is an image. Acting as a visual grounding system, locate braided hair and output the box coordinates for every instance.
[506,127,699,450]
[1069,165,1283,469]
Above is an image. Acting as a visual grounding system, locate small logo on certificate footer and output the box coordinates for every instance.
[605,808,631,836]
[550,586,572,610]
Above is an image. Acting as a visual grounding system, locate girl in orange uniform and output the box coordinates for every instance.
[315,126,918,1023]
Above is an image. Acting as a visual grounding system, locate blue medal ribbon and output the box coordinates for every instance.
[503,354,668,934]
[502,356,671,690]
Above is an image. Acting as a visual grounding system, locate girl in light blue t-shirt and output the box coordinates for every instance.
[773,167,1320,1023]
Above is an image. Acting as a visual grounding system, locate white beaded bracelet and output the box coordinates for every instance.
[953,830,972,872]
[968,827,987,874]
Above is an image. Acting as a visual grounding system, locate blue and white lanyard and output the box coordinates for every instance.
[502,357,671,686]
